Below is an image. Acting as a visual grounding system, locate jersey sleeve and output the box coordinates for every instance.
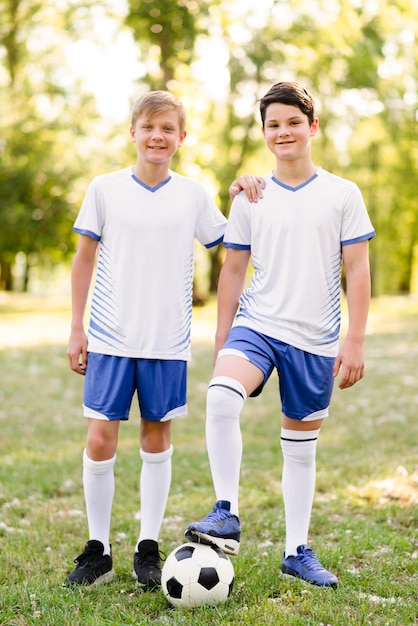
[341,183,375,246]
[223,193,251,250]
[73,177,104,241]
[194,187,227,248]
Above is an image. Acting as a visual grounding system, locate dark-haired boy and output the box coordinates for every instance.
[185,81,375,587]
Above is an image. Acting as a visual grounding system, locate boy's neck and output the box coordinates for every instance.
[132,162,171,187]
[273,160,318,188]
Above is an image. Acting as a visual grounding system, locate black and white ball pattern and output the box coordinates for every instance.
[161,543,234,608]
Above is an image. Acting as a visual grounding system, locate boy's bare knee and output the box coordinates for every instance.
[86,420,119,460]
[140,419,171,453]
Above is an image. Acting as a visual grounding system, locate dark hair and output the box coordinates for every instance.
[259,82,315,126]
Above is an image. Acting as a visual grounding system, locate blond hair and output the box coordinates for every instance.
[131,91,186,134]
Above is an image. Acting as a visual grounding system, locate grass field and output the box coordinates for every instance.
[0,293,417,625]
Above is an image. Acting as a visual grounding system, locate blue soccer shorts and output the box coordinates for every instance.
[219,326,335,421]
[83,353,188,422]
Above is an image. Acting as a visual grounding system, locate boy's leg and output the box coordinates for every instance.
[280,421,338,587]
[205,376,246,515]
[207,354,264,512]
[280,417,322,558]
[132,359,183,589]
[137,420,172,544]
[84,419,120,553]
[65,353,135,586]
[133,421,172,589]
[278,345,338,587]
[185,355,263,554]
[65,419,119,586]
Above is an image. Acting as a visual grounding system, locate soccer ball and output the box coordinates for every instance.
[161,543,234,608]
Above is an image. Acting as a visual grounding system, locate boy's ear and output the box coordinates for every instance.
[130,126,136,142]
[178,131,187,146]
[310,117,319,136]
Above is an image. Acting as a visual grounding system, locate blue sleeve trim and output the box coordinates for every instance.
[205,235,224,249]
[342,231,376,246]
[224,242,251,250]
[74,228,101,241]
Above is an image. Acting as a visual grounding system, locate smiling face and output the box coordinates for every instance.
[130,109,186,167]
[262,102,319,163]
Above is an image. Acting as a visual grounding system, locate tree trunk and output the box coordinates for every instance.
[0,259,13,291]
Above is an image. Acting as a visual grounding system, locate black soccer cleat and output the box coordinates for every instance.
[64,540,115,587]
[133,539,163,590]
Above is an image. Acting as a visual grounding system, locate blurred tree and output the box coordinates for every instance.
[204,0,418,295]
[0,0,119,291]
[332,0,418,294]
[126,0,212,89]
[126,1,272,292]
[126,0,222,297]
[127,0,418,296]
[1,0,417,296]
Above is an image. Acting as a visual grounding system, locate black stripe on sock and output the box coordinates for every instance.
[208,383,245,400]
[280,436,318,442]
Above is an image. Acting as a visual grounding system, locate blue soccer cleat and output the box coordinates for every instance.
[281,545,339,587]
[184,500,241,555]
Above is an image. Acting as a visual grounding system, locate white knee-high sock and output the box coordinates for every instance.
[136,445,173,548]
[83,449,116,556]
[206,377,247,517]
[280,428,320,557]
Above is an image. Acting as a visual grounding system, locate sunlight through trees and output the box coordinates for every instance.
[1,0,417,295]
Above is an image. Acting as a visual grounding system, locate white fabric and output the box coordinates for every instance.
[137,446,173,544]
[280,429,320,557]
[206,377,247,517]
[83,450,116,555]
[74,168,227,359]
[224,168,375,357]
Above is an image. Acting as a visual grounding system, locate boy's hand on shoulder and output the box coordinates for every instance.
[67,329,89,375]
[229,175,265,203]
[333,338,365,389]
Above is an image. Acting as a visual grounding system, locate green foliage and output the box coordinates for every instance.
[238,0,418,296]
[126,0,212,89]
[1,0,418,295]
[0,295,417,624]
[0,111,79,259]
[0,1,127,290]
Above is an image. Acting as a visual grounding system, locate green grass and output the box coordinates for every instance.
[0,294,417,625]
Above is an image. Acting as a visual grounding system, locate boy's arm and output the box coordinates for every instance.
[334,240,371,389]
[214,248,251,362]
[229,175,265,203]
[66,234,98,375]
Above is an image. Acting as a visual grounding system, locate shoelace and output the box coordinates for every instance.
[205,507,230,523]
[74,548,101,565]
[298,548,325,571]
[138,549,165,566]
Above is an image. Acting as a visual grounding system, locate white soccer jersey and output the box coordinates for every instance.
[74,167,227,360]
[224,168,375,357]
